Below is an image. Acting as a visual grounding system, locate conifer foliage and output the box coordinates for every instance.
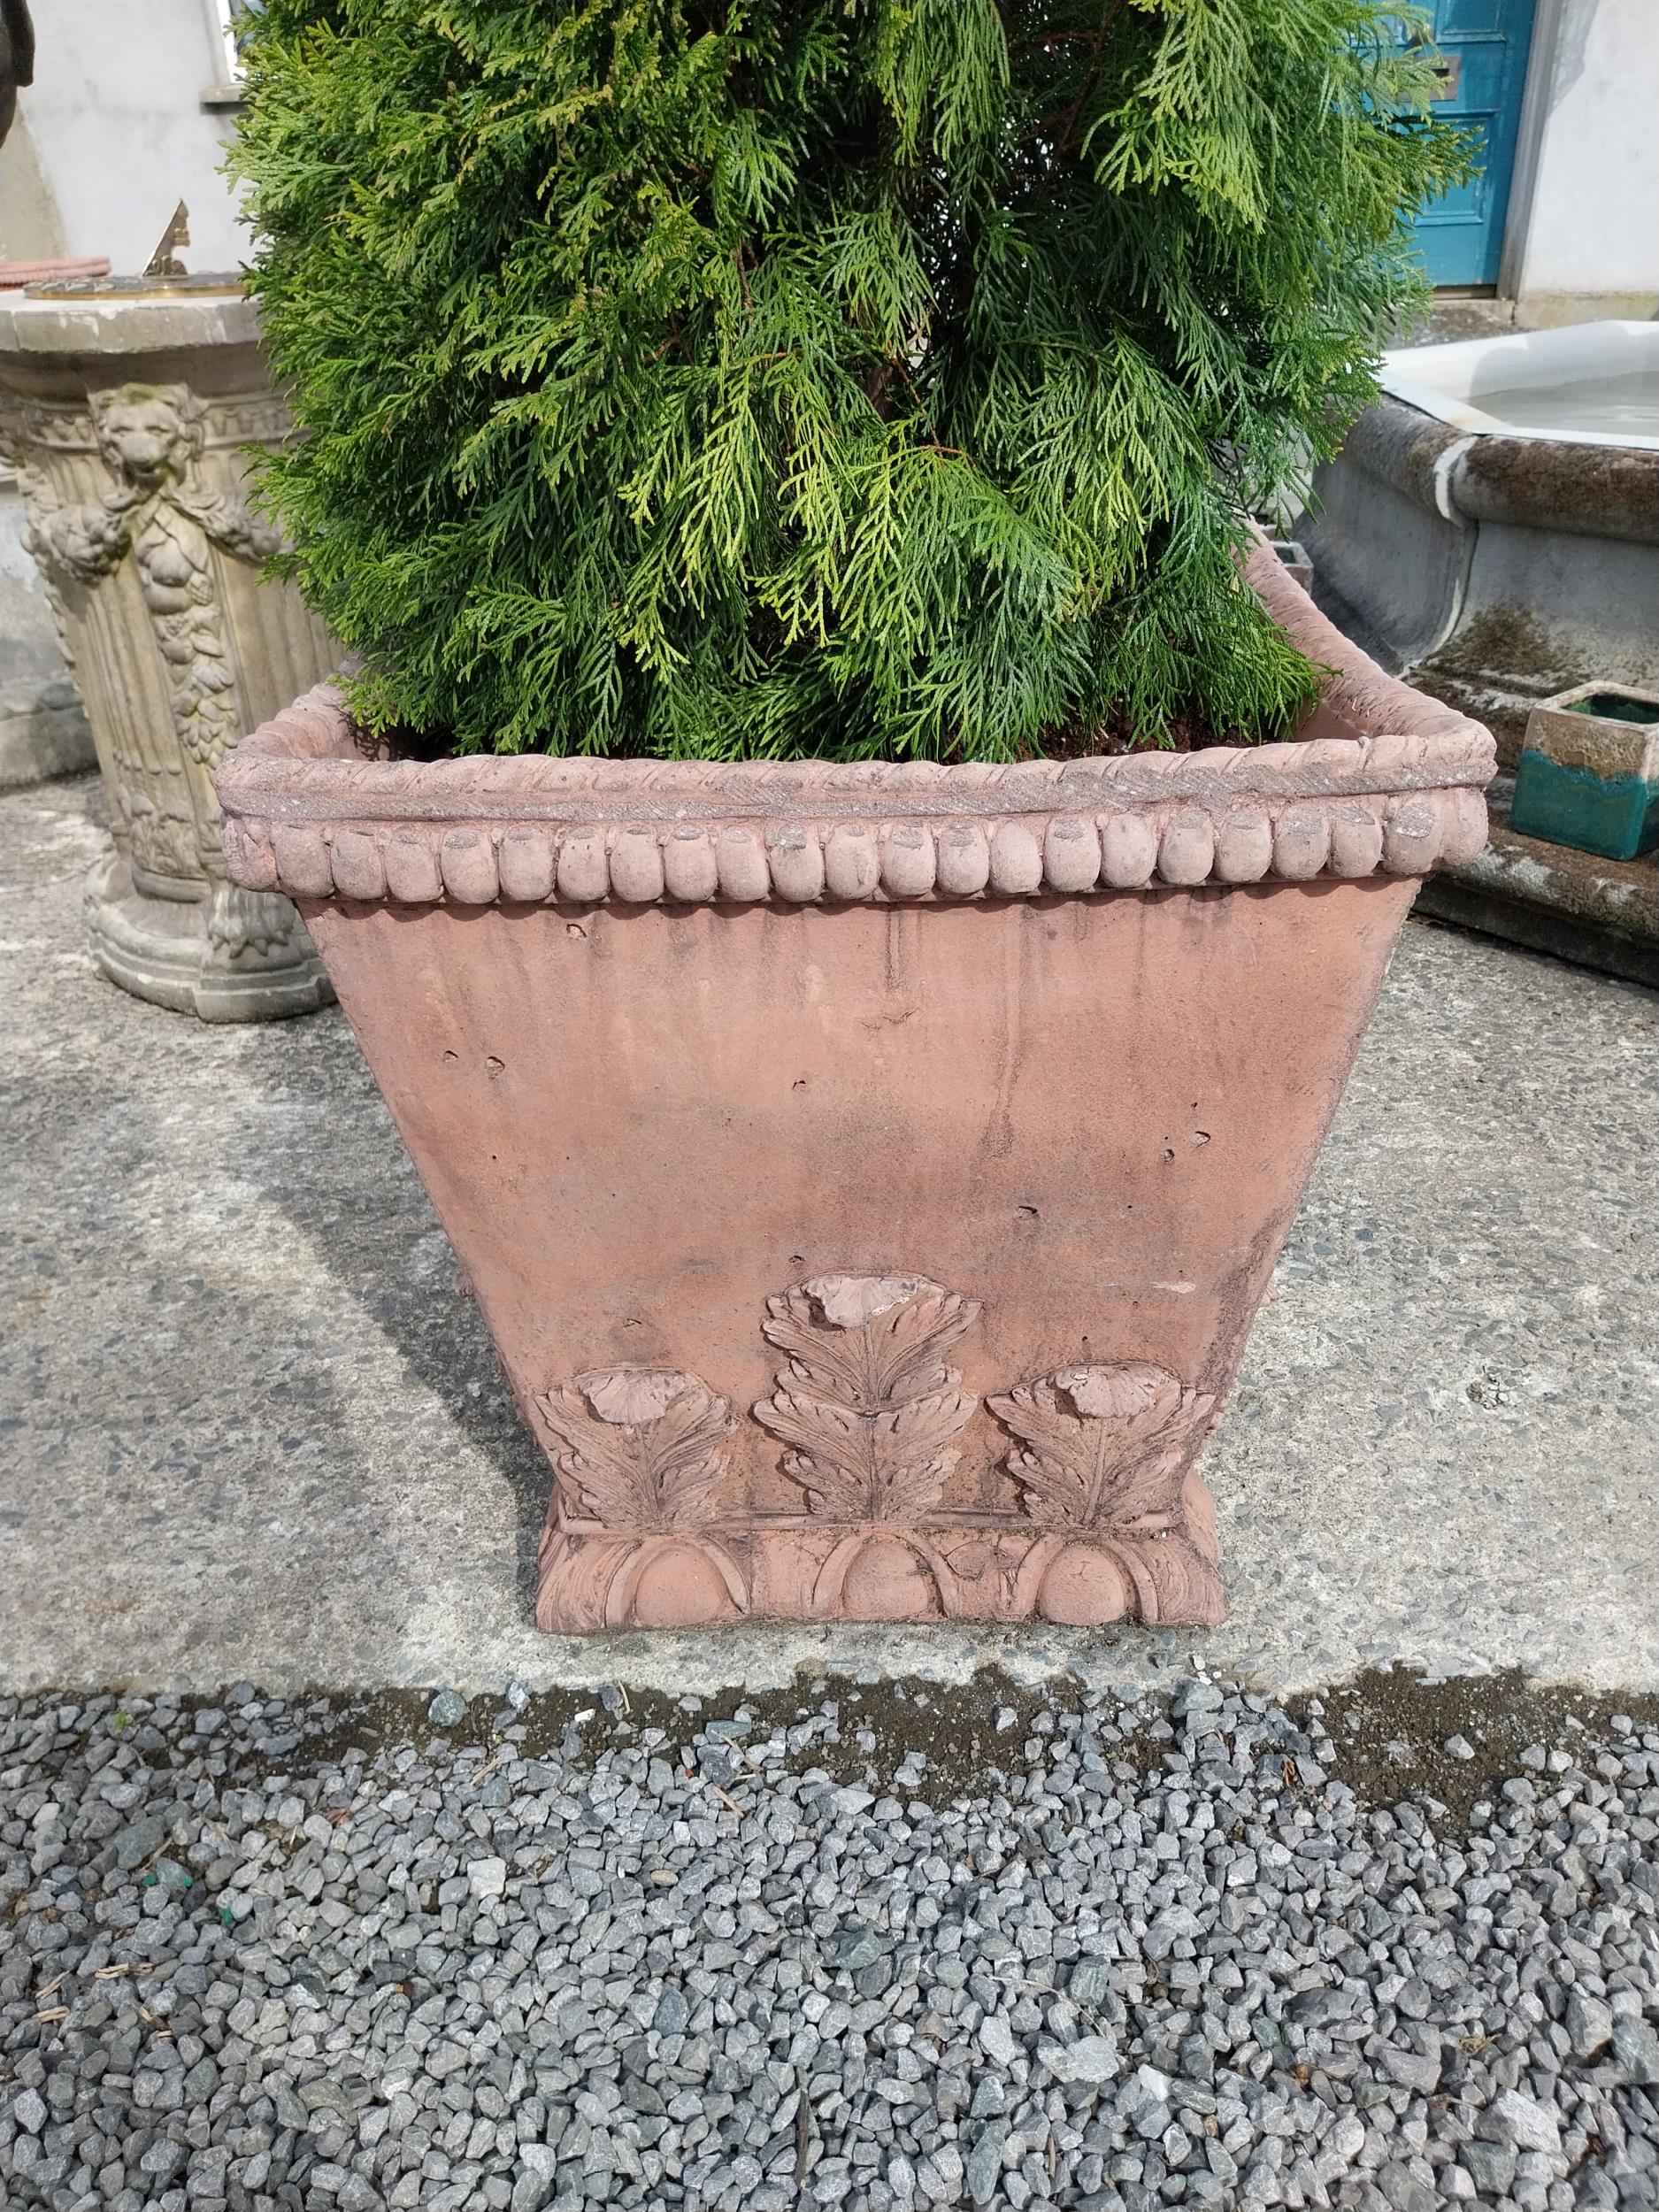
[233,2,1465,760]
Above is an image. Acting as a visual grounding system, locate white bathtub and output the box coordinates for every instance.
[1380,320,1659,454]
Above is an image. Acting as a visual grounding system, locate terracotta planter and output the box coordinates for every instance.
[217,544,1494,1634]
[0,260,112,288]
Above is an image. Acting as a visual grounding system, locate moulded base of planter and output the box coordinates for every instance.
[536,1471,1226,1632]
[86,847,334,1022]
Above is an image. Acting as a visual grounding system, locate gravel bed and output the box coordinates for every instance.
[3,1673,1658,2212]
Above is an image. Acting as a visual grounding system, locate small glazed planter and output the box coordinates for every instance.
[1266,537,1315,595]
[1509,683,1659,862]
[217,542,1494,1635]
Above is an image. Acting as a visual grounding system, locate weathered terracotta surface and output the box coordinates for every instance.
[0,260,111,288]
[218,543,1495,1633]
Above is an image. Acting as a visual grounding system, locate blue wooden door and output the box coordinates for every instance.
[1405,0,1538,288]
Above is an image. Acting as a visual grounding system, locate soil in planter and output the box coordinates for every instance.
[368,704,1262,765]
[1562,693,1659,727]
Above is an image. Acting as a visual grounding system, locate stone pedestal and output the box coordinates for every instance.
[0,284,335,1018]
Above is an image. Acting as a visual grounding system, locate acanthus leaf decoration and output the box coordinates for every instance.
[205,883,308,961]
[536,1366,736,1532]
[989,1362,1216,1534]
[755,1274,980,1524]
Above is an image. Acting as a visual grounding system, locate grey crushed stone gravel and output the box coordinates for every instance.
[1,1678,1657,2212]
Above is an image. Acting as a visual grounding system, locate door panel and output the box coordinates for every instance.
[1402,0,1538,288]
[1440,0,1511,30]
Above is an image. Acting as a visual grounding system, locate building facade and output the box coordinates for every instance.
[0,2,245,278]
[3,3,1655,320]
[1405,0,1656,323]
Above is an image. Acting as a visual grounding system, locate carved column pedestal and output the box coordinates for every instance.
[0,286,336,1018]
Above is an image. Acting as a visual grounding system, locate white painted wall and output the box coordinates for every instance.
[1515,0,1659,305]
[0,111,68,264]
[0,1,247,274]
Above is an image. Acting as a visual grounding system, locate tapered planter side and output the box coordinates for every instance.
[218,545,1494,1633]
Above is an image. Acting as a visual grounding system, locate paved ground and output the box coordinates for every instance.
[2,775,1656,1699]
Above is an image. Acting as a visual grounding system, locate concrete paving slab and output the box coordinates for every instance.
[3,775,1655,1697]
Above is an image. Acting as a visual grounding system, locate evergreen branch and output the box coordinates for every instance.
[229,0,1472,762]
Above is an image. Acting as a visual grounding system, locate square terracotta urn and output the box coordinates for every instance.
[217,545,1494,1634]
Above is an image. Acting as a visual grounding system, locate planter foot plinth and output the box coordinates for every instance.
[534,1468,1228,1636]
[530,1317,1231,1635]
[86,849,334,1022]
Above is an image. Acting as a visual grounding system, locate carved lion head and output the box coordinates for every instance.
[90,384,205,493]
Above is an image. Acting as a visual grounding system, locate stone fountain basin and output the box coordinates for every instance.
[1379,320,1659,453]
[1298,323,1659,735]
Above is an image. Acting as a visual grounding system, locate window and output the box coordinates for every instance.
[203,0,259,107]
[208,0,250,85]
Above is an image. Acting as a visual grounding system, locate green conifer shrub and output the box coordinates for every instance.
[232,2,1466,761]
